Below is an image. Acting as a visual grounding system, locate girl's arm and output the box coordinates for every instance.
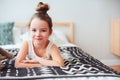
[36,44,64,67]
[15,41,42,68]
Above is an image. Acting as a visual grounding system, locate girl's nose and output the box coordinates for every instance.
[36,31,41,36]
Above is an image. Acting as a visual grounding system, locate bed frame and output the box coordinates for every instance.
[14,22,74,43]
[110,19,120,56]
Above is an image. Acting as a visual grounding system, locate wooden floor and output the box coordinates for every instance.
[109,65,120,73]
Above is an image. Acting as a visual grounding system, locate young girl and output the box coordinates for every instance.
[15,2,64,68]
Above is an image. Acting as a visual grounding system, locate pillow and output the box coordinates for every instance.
[20,30,68,46]
[49,31,68,46]
[13,26,27,44]
[53,30,68,43]
[20,32,31,41]
[0,22,14,45]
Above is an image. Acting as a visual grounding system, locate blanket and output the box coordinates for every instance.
[0,47,120,80]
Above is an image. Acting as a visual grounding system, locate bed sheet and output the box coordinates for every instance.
[0,45,120,80]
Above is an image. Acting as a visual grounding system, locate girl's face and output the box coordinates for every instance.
[30,18,52,44]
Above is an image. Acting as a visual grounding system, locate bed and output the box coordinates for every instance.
[0,22,120,80]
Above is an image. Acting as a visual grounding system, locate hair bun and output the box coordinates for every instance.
[36,2,49,14]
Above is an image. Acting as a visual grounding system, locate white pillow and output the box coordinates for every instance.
[20,30,68,46]
[49,31,68,46]
[20,32,31,41]
[53,30,68,43]
[49,33,64,46]
[13,27,23,44]
[13,26,27,44]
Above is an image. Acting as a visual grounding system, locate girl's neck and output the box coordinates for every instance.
[33,40,49,49]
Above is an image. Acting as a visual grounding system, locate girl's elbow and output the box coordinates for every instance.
[14,61,21,68]
[59,61,64,67]
[61,62,64,67]
[14,63,19,68]
[59,64,64,67]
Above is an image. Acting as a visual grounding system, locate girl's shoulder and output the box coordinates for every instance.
[22,40,29,45]
[48,41,57,49]
[50,43,59,51]
[20,40,29,48]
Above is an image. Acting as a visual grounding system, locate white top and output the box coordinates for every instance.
[27,40,53,60]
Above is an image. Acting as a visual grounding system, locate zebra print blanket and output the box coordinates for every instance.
[0,47,120,80]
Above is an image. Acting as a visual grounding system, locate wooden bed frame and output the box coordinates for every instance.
[110,20,120,56]
[14,22,74,43]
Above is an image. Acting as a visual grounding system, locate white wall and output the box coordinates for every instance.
[0,0,120,65]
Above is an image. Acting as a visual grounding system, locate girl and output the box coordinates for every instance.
[15,2,64,68]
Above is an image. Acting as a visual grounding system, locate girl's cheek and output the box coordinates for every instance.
[44,34,50,38]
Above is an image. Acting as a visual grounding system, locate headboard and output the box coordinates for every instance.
[14,22,74,43]
[110,19,120,56]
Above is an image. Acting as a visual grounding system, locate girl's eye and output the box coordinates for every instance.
[32,29,36,32]
[42,29,46,32]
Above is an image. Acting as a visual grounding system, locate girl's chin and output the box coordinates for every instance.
[34,40,41,45]
[34,39,48,43]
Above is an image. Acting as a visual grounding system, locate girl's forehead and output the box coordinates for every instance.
[30,18,49,28]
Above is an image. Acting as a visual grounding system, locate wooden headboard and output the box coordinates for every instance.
[110,19,120,56]
[14,22,74,43]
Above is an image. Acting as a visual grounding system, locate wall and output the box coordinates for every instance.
[0,0,120,65]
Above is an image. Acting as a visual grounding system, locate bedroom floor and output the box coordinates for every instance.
[109,65,120,73]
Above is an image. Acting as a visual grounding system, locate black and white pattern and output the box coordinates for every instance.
[0,47,120,80]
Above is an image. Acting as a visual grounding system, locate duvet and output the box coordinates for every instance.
[0,46,120,80]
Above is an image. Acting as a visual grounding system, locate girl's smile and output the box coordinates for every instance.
[34,36,42,40]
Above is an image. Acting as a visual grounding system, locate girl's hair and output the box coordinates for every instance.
[28,2,52,30]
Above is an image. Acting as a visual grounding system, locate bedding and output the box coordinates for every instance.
[0,22,72,46]
[12,25,27,44]
[0,22,120,80]
[13,27,68,46]
[0,46,120,80]
[19,30,69,46]
[0,22,14,45]
[49,31,69,46]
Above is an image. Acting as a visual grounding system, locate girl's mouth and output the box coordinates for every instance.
[35,37,42,40]
[36,38,42,40]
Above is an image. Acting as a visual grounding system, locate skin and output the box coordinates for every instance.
[15,18,64,68]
